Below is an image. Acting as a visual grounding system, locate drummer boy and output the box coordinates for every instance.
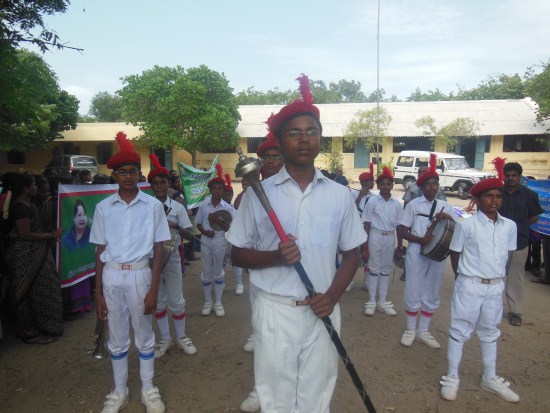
[195,166,235,317]
[440,178,519,402]
[398,153,454,349]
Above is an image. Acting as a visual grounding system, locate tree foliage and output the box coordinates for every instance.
[89,91,123,122]
[321,139,343,173]
[0,48,79,151]
[525,60,550,129]
[344,107,392,173]
[415,115,479,151]
[119,65,241,165]
[455,74,525,100]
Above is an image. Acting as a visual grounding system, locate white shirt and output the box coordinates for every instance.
[90,189,171,263]
[362,194,402,231]
[195,198,235,233]
[450,211,517,279]
[399,195,454,254]
[226,166,367,299]
[163,197,192,244]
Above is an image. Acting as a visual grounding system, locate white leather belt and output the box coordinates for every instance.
[462,275,504,285]
[105,260,149,271]
[260,290,309,307]
[372,228,394,236]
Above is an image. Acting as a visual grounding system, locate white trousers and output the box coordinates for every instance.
[102,266,155,355]
[200,233,226,283]
[156,249,186,314]
[253,291,340,413]
[367,229,396,275]
[449,275,504,343]
[404,251,445,312]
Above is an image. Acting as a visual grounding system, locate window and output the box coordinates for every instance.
[392,137,432,152]
[96,143,112,164]
[396,156,414,167]
[7,151,26,164]
[503,135,549,152]
[343,139,355,153]
[246,137,264,154]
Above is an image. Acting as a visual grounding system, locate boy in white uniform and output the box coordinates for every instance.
[196,168,235,317]
[147,155,197,358]
[91,132,170,413]
[398,154,455,349]
[440,178,520,402]
[227,75,366,413]
[361,167,403,316]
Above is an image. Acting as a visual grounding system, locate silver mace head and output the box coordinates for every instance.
[234,147,263,186]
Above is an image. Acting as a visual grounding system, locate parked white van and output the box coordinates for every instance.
[393,151,495,199]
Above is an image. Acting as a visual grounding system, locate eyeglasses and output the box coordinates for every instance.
[261,154,283,161]
[115,168,140,177]
[283,128,320,138]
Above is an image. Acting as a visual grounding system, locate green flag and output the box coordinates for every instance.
[178,155,219,209]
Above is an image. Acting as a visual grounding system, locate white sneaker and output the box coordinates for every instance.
[240,387,260,412]
[345,280,354,292]
[215,303,225,317]
[154,340,173,359]
[377,301,397,316]
[100,390,129,413]
[400,330,416,347]
[235,283,244,295]
[440,375,460,401]
[141,386,165,413]
[243,334,255,352]
[176,336,197,355]
[201,301,212,316]
[415,331,441,349]
[481,376,520,402]
[364,302,376,316]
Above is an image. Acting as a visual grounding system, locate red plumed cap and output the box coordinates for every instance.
[417,153,439,186]
[147,153,170,182]
[376,166,394,183]
[490,157,506,181]
[107,131,141,170]
[208,163,225,188]
[224,173,233,191]
[359,163,374,182]
[257,138,280,157]
[269,74,321,137]
[470,178,504,197]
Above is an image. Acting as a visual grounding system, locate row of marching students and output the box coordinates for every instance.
[356,152,544,404]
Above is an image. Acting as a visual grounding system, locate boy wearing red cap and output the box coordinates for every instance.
[440,177,519,403]
[147,155,197,359]
[228,75,366,413]
[196,167,235,317]
[398,154,455,349]
[361,168,403,316]
[90,132,170,413]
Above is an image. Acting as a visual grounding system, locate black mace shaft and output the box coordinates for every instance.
[234,150,376,413]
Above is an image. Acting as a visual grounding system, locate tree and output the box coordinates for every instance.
[321,139,343,173]
[415,115,479,151]
[0,0,82,52]
[406,87,451,102]
[235,86,295,105]
[119,65,241,166]
[455,73,525,100]
[344,106,392,173]
[525,60,550,129]
[0,48,79,151]
[89,91,123,122]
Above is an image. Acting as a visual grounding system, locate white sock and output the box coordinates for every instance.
[139,352,155,391]
[233,266,243,285]
[173,312,186,340]
[154,311,171,342]
[480,340,497,381]
[111,354,128,396]
[214,279,225,304]
[406,310,418,331]
[367,273,379,303]
[202,282,212,303]
[418,311,433,332]
[378,274,390,303]
[447,337,464,377]
[363,268,369,289]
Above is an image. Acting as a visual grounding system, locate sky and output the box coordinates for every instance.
[37,0,550,115]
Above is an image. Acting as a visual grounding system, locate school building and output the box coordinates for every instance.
[2,98,549,181]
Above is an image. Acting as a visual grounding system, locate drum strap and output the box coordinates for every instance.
[356,193,370,213]
[416,200,437,222]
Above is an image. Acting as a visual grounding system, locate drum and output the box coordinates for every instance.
[210,210,232,231]
[421,218,456,262]
[162,228,179,267]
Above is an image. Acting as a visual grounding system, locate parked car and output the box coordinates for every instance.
[393,150,495,199]
[44,155,99,177]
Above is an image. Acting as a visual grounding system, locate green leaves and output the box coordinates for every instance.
[415,116,479,152]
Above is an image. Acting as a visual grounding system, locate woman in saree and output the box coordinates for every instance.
[4,173,63,344]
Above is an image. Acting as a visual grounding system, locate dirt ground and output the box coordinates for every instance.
[1,188,549,413]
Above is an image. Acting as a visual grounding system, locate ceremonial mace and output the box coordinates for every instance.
[234,148,377,413]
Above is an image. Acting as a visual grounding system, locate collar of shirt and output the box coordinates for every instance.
[274,166,329,187]
[110,189,150,207]
[476,210,506,226]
